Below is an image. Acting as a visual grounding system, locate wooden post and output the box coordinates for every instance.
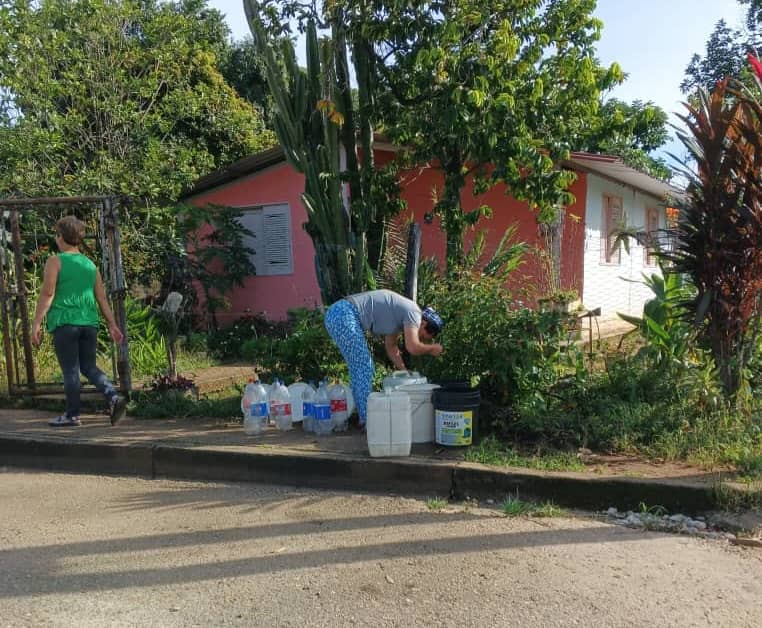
[101,198,132,394]
[404,222,421,302]
[0,218,15,394]
[10,210,35,388]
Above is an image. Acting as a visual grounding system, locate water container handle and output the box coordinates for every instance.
[392,370,413,377]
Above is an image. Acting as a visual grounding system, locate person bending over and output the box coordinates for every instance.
[324,289,444,426]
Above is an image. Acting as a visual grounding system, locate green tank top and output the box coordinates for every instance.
[46,253,100,332]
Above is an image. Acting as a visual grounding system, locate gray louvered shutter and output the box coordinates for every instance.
[262,204,293,275]
[237,207,263,275]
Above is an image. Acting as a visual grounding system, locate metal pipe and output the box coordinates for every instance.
[404,222,421,303]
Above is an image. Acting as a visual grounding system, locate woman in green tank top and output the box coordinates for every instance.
[31,216,127,427]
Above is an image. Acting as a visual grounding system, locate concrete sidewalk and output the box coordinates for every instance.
[0,407,749,514]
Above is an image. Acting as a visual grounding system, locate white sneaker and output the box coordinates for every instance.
[49,415,81,427]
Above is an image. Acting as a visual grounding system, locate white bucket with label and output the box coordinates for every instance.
[397,383,440,443]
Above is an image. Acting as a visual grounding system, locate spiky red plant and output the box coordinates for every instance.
[670,77,762,396]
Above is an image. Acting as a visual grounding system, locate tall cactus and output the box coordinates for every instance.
[244,0,380,305]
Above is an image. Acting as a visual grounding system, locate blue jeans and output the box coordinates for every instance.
[52,325,116,418]
[324,300,374,424]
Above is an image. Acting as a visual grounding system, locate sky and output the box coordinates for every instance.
[208,0,748,163]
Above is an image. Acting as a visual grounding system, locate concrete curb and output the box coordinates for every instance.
[0,436,153,477]
[0,434,725,513]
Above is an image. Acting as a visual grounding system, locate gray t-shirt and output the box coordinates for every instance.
[346,290,422,336]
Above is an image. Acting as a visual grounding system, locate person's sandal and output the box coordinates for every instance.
[109,395,127,425]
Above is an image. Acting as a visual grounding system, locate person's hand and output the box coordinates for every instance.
[31,323,43,347]
[429,343,443,357]
[108,323,124,344]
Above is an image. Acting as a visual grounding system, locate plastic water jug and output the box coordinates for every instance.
[242,378,268,436]
[302,382,316,433]
[329,381,349,432]
[267,379,279,426]
[270,380,293,431]
[313,381,333,436]
[366,390,412,457]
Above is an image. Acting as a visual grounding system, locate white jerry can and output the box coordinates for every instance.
[366,391,412,457]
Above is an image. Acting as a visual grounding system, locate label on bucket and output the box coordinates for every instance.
[435,410,473,446]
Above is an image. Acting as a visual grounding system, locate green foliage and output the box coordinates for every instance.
[618,264,694,369]
[499,494,565,518]
[219,36,271,116]
[0,0,273,200]
[464,436,584,472]
[0,0,275,312]
[129,387,241,419]
[125,299,167,378]
[206,312,287,360]
[349,0,623,265]
[425,497,448,511]
[240,308,348,384]
[170,203,257,327]
[681,19,751,95]
[412,270,574,415]
[500,495,533,517]
[245,2,401,303]
[514,341,762,465]
[669,78,762,397]
[573,99,671,181]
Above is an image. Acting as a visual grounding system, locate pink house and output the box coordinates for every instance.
[181,144,680,324]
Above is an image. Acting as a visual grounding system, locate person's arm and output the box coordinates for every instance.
[94,270,124,344]
[403,325,443,357]
[384,333,407,370]
[31,256,61,346]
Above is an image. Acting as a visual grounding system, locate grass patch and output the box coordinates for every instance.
[465,436,585,472]
[426,497,448,511]
[500,494,566,518]
[711,479,762,511]
[531,501,567,518]
[128,387,242,420]
[736,453,762,481]
[500,495,533,517]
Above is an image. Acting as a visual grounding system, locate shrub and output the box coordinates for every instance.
[206,312,288,360]
[241,308,348,384]
[411,271,574,432]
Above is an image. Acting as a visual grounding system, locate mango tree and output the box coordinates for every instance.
[351,0,623,267]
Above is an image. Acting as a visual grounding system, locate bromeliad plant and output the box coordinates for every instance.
[669,72,762,398]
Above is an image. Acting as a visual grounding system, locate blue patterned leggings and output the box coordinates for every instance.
[324,299,373,424]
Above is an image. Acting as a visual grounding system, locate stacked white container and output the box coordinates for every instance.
[366,390,412,457]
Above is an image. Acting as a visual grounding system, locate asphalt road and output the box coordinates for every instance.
[1,470,760,627]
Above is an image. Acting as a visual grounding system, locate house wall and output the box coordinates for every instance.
[186,152,589,323]
[185,162,322,323]
[581,173,664,317]
[380,149,588,302]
